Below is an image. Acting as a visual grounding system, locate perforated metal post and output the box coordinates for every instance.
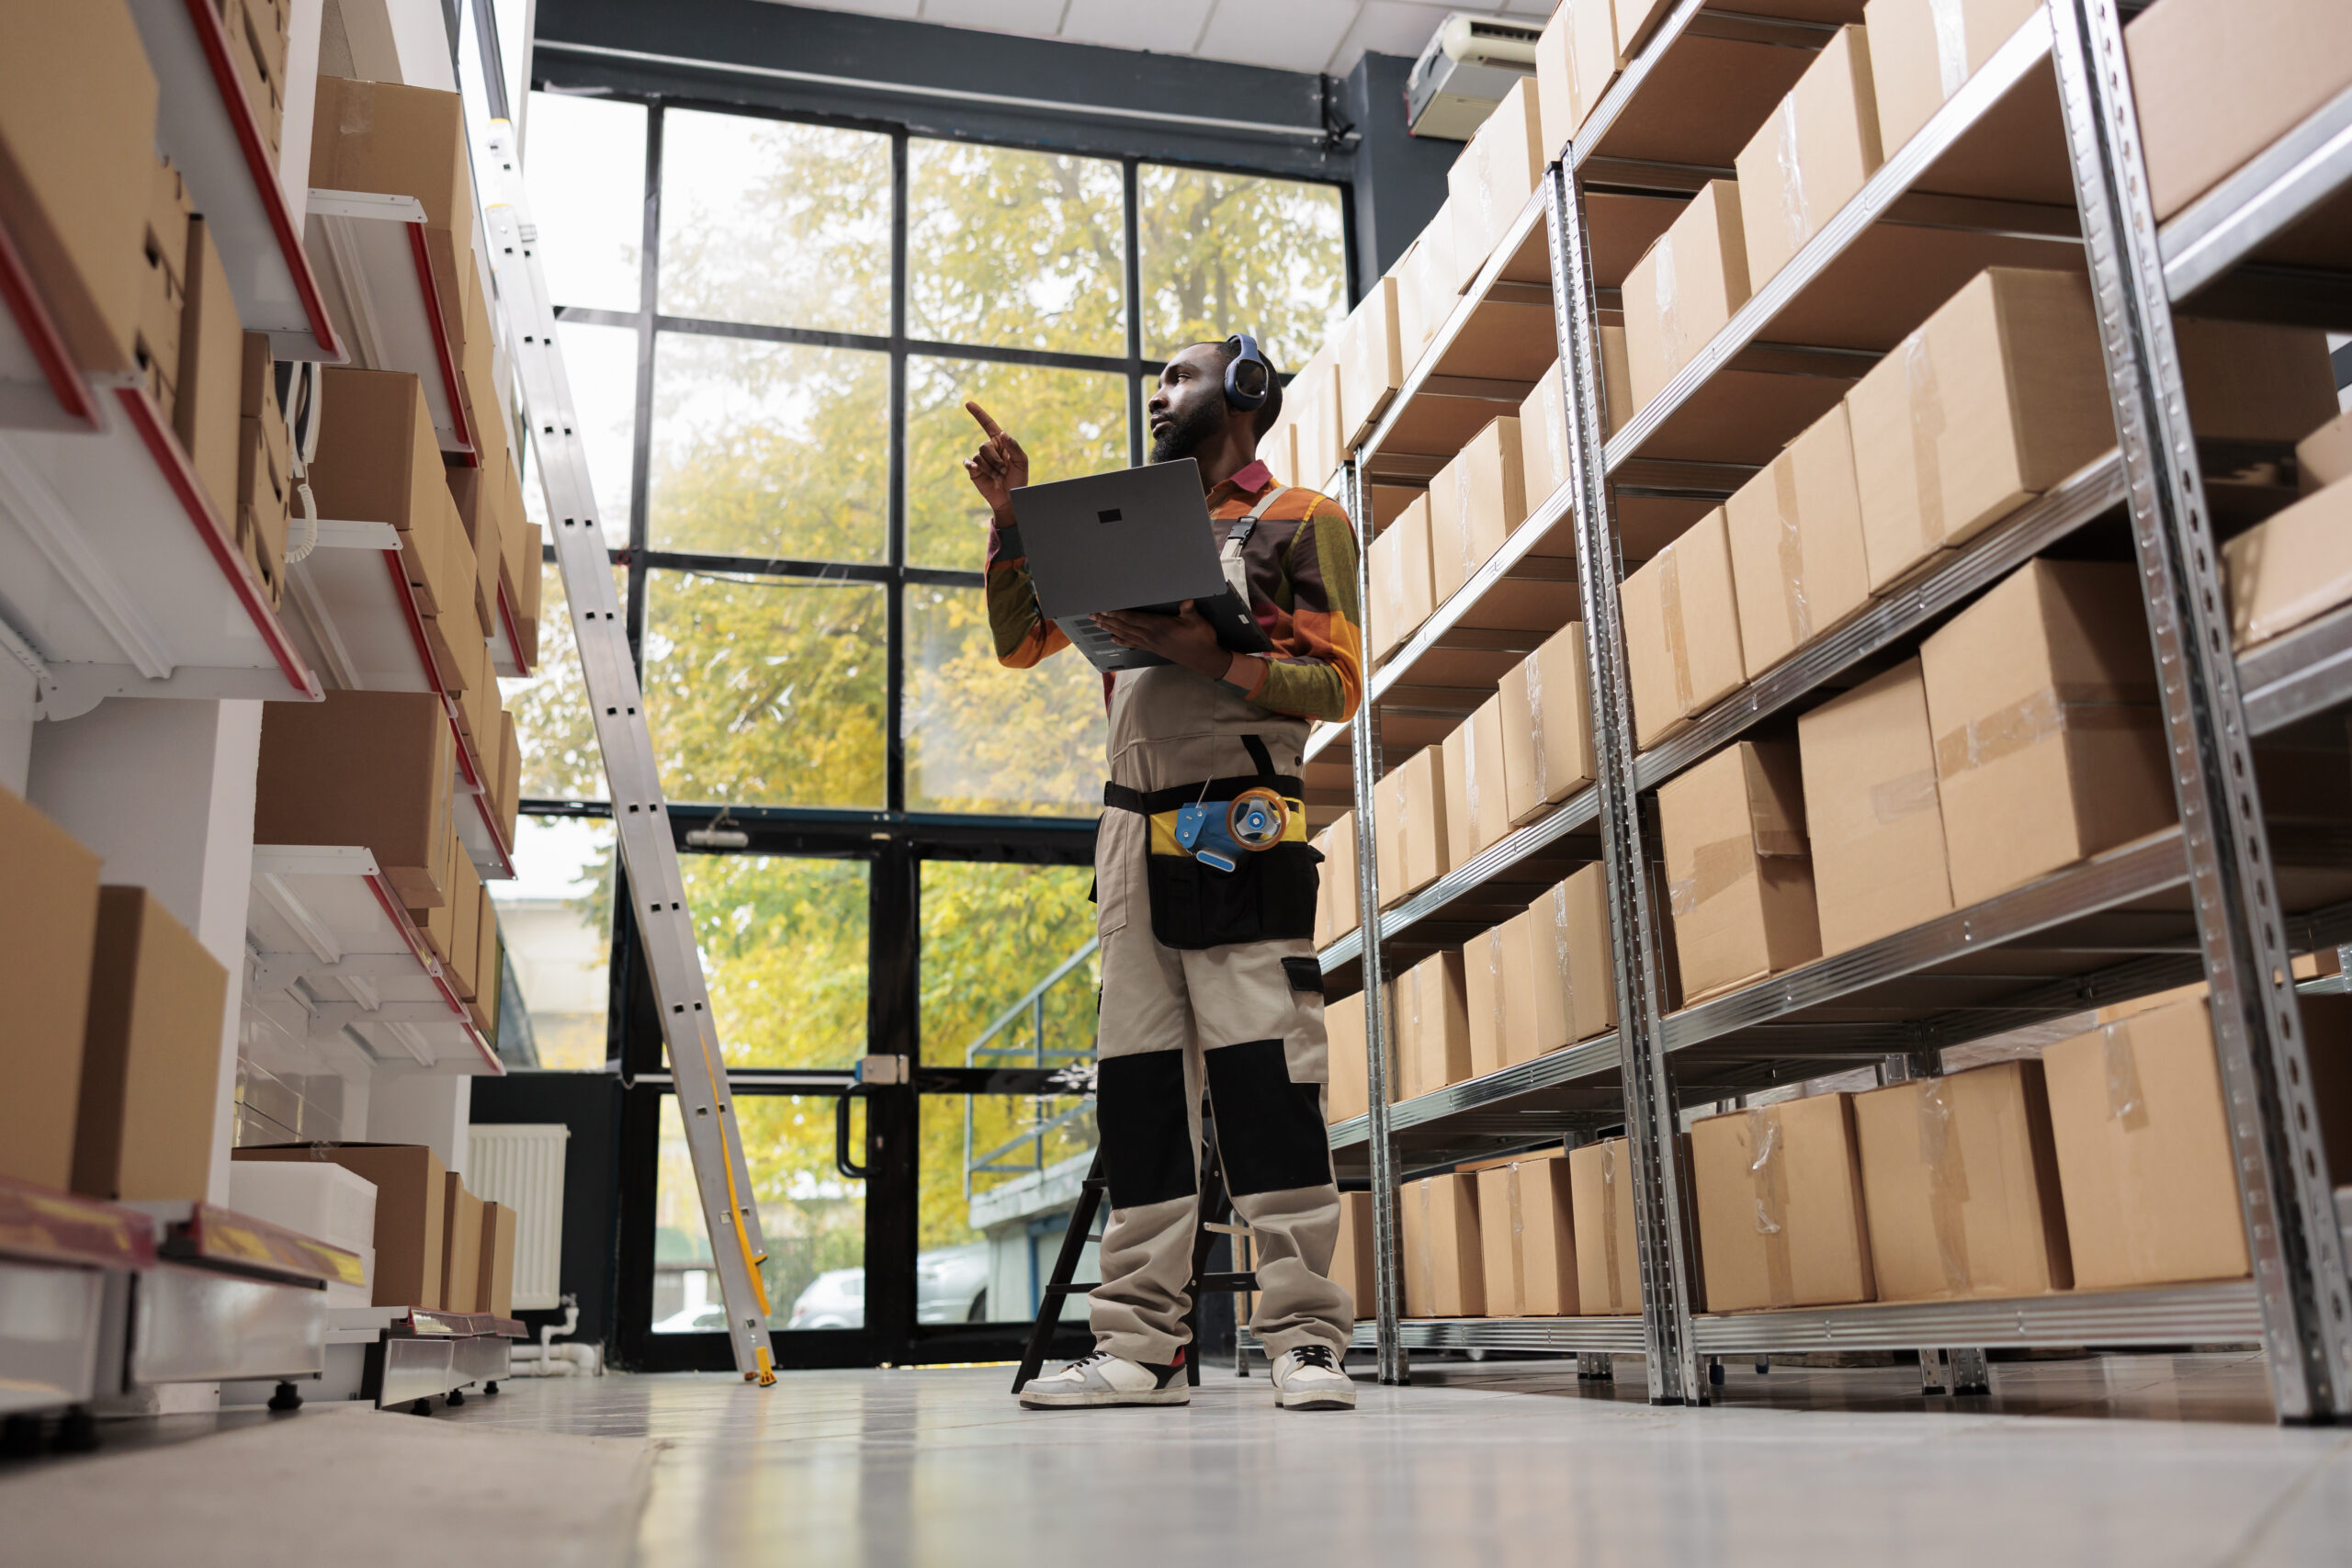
[1344,457,1408,1386]
[479,125,778,1386]
[2049,0,2352,1421]
[1544,160,1702,1404]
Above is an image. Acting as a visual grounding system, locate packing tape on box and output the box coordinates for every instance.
[1655,232,1684,375]
[1409,1178,1434,1314]
[1464,717,1487,843]
[1929,0,1971,99]
[1600,1141,1624,1312]
[1507,1162,1529,1314]
[1905,333,1951,558]
[1551,882,1577,1039]
[1917,1079,1976,1296]
[1660,541,1696,715]
[2101,1019,2148,1126]
[1527,651,1552,800]
[1773,456,1813,647]
[1407,966,1425,1099]
[1669,827,1809,917]
[1932,687,2162,782]
[1775,93,1810,257]
[1747,1105,1797,1310]
[1870,767,1941,825]
[1482,927,1508,1050]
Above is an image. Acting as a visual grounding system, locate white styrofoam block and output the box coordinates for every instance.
[229,1160,379,1253]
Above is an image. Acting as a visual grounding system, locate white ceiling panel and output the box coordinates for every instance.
[1340,1,1459,66]
[919,0,1068,32]
[1057,0,1218,54]
[1193,0,1362,73]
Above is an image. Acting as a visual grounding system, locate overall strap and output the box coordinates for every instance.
[1221,485,1289,554]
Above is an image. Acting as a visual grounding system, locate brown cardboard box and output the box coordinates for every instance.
[1314,812,1360,947]
[1464,923,1512,1081]
[1330,1190,1378,1316]
[1727,403,1872,679]
[1569,1137,1642,1314]
[1735,27,1883,292]
[1327,986,1374,1125]
[0,787,103,1190]
[407,823,462,964]
[1396,220,1458,371]
[1691,1094,1875,1312]
[469,900,503,1036]
[0,0,159,374]
[1366,494,1437,664]
[1623,509,1745,749]
[1508,865,1616,1062]
[1614,0,1678,56]
[1864,0,2044,158]
[477,1201,517,1315]
[447,849,485,999]
[441,1173,483,1316]
[422,511,484,682]
[1339,276,1404,447]
[2175,320,2341,445]
[311,77,478,357]
[1374,745,1448,907]
[235,1145,448,1308]
[1476,1153,1579,1316]
[1397,950,1472,1101]
[496,709,522,845]
[254,691,457,908]
[1918,558,2174,907]
[1852,1060,2073,1301]
[1500,620,1595,824]
[1622,181,1750,417]
[72,890,228,1202]
[456,260,508,478]
[174,218,244,529]
[1429,418,1526,607]
[2126,0,2352,222]
[312,368,468,624]
[2042,997,2250,1292]
[1400,1173,1485,1316]
[1846,267,2111,593]
[1798,660,1956,954]
[1657,740,1822,1002]
[2223,477,2352,650]
[2298,410,2352,495]
[1293,357,1342,488]
[1441,697,1512,872]
[135,161,191,416]
[1519,364,1572,509]
[1600,321,1634,437]
[1538,0,1624,157]
[1449,78,1546,276]
[447,466,506,630]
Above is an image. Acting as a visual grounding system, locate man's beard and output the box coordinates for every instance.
[1149,397,1226,465]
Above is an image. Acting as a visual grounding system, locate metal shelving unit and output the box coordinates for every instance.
[1323,0,2352,1421]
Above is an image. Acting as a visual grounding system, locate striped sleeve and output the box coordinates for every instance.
[1238,495,1363,724]
[984,522,1071,668]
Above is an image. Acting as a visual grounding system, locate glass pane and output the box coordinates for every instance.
[920,1095,1094,1325]
[687,854,869,1069]
[908,140,1125,355]
[655,1095,864,1333]
[648,333,887,563]
[905,355,1127,570]
[906,584,1105,816]
[486,816,614,1069]
[522,93,645,312]
[554,320,640,528]
[659,108,890,335]
[641,570,886,808]
[1139,166,1348,373]
[496,559,607,803]
[921,862,1097,1067]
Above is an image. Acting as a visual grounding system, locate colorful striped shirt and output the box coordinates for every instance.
[984,459,1363,723]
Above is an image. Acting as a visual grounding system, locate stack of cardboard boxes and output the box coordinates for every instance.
[220,0,293,164]
[235,1145,519,1315]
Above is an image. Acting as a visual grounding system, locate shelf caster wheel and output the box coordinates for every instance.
[267,1382,304,1414]
[411,1399,434,1417]
[483,1381,500,1396]
[2,1414,41,1458]
[55,1408,98,1453]
[1755,1357,1770,1375]
[1708,1358,1724,1387]
[447,1387,465,1406]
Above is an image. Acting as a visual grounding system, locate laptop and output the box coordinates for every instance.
[1011,459,1272,672]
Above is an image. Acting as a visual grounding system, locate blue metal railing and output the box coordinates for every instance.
[963,937,1102,1198]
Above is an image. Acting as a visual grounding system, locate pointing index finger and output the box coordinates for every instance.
[965,401,1005,440]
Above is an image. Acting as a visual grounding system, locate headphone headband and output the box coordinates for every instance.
[1224,333,1272,412]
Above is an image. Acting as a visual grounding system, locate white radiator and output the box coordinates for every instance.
[467,1124,571,1312]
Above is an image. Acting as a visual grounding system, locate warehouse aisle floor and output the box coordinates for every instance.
[442,1352,2351,1566]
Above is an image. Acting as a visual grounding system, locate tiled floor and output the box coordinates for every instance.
[443,1352,2352,1566]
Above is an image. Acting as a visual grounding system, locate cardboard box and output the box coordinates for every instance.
[235,1145,448,1308]
[1339,276,1404,446]
[1464,923,1512,1081]
[1501,866,1616,1064]
[1441,697,1512,873]
[1919,558,2175,907]
[469,900,503,1036]
[2126,0,2352,222]
[447,848,485,999]
[1329,1190,1378,1317]
[1366,494,1437,665]
[175,218,245,529]
[407,824,462,964]
[2174,320,2341,446]
[496,709,522,844]
[1538,0,1624,158]
[1623,509,1746,749]
[1622,181,1750,417]
[2042,997,2250,1292]
[1798,660,1956,954]
[1397,950,1471,1100]
[1727,402,1872,682]
[0,0,159,374]
[254,691,457,908]
[1314,811,1360,947]
[1449,77,1547,276]
[448,466,508,631]
[2298,410,2352,495]
[72,889,229,1202]
[1614,0,1678,56]
[311,76,478,362]
[1852,1060,2073,1301]
[1569,1136,1643,1314]
[1293,357,1342,488]
[135,161,191,416]
[1691,1094,1875,1312]
[1599,321,1633,437]
[1735,27,1883,293]
[1476,1153,1578,1316]
[476,1201,516,1315]
[1519,365,1572,510]
[1374,746,1448,907]
[0,787,103,1190]
[1846,267,2111,593]
[1500,620,1595,824]
[1400,1173,1485,1316]
[2224,478,2352,650]
[1327,986,1374,1125]
[1396,219,1458,371]
[441,1173,483,1316]
[1657,740,1822,1002]
[1429,417,1526,607]
[312,368,463,600]
[1865,0,2045,158]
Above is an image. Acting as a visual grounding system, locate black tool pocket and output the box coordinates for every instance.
[1144,841,1322,951]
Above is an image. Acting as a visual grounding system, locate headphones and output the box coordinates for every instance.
[1223,333,1272,412]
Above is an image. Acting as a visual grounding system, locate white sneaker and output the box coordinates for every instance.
[1018,1350,1190,1409]
[1270,1345,1356,1410]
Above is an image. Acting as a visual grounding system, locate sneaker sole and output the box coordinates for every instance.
[1273,1387,1357,1410]
[1018,1388,1190,1409]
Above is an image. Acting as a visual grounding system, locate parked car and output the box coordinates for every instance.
[782,1243,991,1330]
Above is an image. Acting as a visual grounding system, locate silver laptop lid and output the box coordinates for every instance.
[1010,459,1227,621]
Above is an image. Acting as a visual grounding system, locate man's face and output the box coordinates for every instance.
[1148,344,1231,465]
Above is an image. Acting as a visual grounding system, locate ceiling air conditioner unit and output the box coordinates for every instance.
[1406,14,1544,141]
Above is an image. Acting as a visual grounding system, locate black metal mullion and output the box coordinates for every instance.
[888,129,910,818]
[1124,156,1145,467]
[624,103,663,672]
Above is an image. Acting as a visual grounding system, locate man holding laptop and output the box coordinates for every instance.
[965,336,1363,1412]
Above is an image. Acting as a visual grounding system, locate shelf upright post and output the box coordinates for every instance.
[1542,160,1701,1404]
[1344,456,1408,1386]
[2049,0,2352,1421]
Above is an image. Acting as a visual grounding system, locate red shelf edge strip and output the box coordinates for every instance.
[408,223,477,465]
[0,220,102,429]
[362,868,504,1076]
[379,549,516,878]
